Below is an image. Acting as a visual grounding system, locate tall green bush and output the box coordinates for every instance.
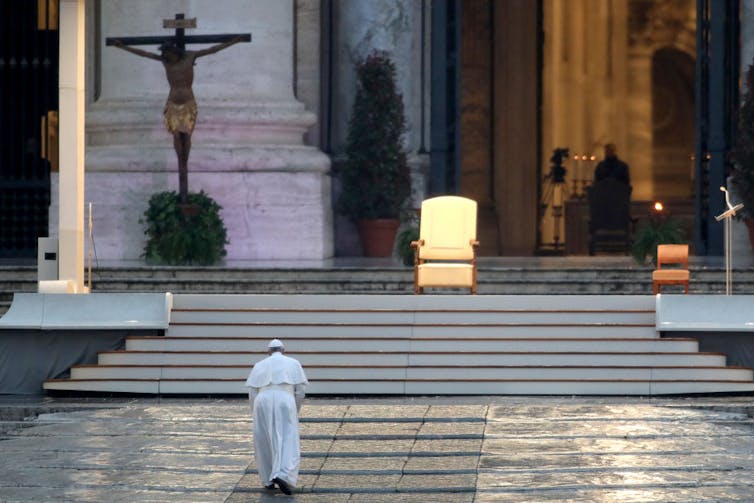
[336,51,411,220]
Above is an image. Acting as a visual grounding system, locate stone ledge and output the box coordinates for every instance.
[0,292,172,330]
[656,294,754,331]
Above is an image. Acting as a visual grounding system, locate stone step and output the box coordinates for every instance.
[6,264,754,298]
[166,324,658,339]
[169,309,655,324]
[69,364,754,381]
[171,293,656,310]
[37,292,754,396]
[123,337,699,353]
[95,350,728,367]
[42,378,754,395]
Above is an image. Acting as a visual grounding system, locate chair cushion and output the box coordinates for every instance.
[417,263,474,287]
[652,270,690,281]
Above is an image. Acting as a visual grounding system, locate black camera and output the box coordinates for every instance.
[547,147,569,183]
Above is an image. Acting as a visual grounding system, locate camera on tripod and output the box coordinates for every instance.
[537,147,571,254]
[547,147,569,184]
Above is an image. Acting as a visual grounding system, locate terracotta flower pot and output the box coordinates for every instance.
[357,219,400,257]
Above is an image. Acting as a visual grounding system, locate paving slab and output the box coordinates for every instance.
[334,421,421,436]
[327,439,416,453]
[418,421,485,435]
[299,422,340,435]
[318,456,408,471]
[403,454,479,471]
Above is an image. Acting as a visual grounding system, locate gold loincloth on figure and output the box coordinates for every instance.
[163,100,197,135]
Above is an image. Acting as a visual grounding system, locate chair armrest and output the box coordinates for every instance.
[411,240,424,267]
[470,239,480,248]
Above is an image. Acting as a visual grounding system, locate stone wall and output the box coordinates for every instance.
[52,0,333,262]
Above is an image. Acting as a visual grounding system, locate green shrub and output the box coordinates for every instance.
[142,191,228,265]
[395,227,420,266]
[335,51,411,220]
[631,219,686,265]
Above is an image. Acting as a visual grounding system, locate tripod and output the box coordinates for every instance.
[539,148,570,253]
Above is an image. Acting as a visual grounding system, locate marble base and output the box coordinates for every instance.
[51,145,333,261]
[86,99,316,152]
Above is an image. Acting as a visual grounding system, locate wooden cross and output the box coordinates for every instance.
[105,14,250,206]
[106,13,251,50]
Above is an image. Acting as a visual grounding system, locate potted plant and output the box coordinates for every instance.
[141,190,228,265]
[631,216,685,265]
[335,51,412,257]
[730,57,754,251]
[395,225,420,266]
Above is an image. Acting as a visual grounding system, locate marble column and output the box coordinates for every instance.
[58,0,86,291]
[331,0,428,255]
[74,0,332,261]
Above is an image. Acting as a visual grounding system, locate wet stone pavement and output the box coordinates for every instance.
[0,396,753,502]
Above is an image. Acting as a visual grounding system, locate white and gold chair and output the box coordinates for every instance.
[411,196,479,294]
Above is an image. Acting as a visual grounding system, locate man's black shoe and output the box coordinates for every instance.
[273,477,292,495]
[264,483,275,490]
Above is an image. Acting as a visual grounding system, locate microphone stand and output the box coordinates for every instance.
[715,187,744,295]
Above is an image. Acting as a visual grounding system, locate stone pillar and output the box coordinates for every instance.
[607,0,630,163]
[743,0,754,74]
[627,48,653,201]
[333,0,422,153]
[58,0,86,291]
[331,0,426,255]
[295,0,322,148]
[80,0,332,261]
[493,0,539,255]
[733,0,754,258]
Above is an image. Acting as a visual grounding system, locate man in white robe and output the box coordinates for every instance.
[245,338,308,495]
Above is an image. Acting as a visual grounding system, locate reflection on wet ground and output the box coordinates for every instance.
[0,396,753,502]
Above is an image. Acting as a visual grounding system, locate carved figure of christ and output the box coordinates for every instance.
[108,15,250,205]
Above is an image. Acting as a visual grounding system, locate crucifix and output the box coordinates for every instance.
[107,14,251,206]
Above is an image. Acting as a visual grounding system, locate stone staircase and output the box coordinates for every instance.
[43,294,754,396]
[4,261,754,309]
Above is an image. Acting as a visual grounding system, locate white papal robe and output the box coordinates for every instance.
[245,352,308,487]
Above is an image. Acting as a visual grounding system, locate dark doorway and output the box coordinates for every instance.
[652,47,695,199]
[0,1,58,259]
[432,0,540,256]
[694,0,739,255]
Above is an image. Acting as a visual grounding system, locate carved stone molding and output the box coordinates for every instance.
[629,0,695,52]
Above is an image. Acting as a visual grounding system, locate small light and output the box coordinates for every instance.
[653,201,664,212]
[581,155,587,160]
[590,155,596,161]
